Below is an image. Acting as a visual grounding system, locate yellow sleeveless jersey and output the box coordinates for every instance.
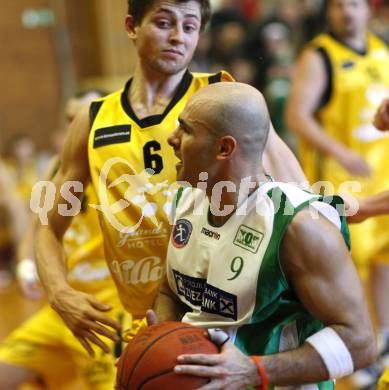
[64,185,115,297]
[88,70,233,316]
[299,32,389,195]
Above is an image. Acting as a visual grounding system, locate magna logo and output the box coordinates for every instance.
[201,227,220,240]
[172,219,192,248]
[233,225,263,254]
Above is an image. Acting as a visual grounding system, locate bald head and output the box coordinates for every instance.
[183,82,270,160]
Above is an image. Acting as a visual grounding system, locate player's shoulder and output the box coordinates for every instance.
[191,70,235,84]
[367,32,389,52]
[260,182,343,229]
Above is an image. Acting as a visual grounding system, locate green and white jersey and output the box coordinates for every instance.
[167,183,349,390]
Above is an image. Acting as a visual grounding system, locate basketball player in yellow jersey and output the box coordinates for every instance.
[0,185,125,390]
[35,0,310,358]
[0,92,127,390]
[286,0,389,386]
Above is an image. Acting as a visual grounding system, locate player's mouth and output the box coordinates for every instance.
[163,49,183,57]
[175,154,183,170]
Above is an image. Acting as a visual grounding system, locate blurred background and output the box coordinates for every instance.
[1,0,389,155]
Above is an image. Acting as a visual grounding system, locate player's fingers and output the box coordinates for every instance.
[146,309,158,326]
[89,311,122,331]
[88,296,112,312]
[76,335,95,357]
[82,329,111,354]
[84,319,120,342]
[174,363,225,377]
[177,353,222,365]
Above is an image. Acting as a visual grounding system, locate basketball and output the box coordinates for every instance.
[116,321,219,390]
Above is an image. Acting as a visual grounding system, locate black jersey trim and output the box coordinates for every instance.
[120,70,193,129]
[328,31,367,56]
[89,101,104,131]
[316,47,333,110]
[208,72,222,84]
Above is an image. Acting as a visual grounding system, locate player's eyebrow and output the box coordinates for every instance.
[178,117,191,132]
[155,7,200,21]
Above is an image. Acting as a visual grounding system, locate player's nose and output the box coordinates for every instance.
[168,128,181,150]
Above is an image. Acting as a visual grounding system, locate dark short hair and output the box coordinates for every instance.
[127,0,211,30]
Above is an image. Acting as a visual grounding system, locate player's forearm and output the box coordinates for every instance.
[259,343,328,386]
[35,224,70,301]
[260,324,374,386]
[359,190,389,219]
[287,110,346,160]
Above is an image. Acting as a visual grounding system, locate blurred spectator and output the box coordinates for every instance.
[2,134,41,203]
[0,160,25,288]
[370,0,389,44]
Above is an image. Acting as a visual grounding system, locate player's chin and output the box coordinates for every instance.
[156,59,188,75]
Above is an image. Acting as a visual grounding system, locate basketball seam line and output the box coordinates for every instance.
[137,368,175,390]
[125,324,194,389]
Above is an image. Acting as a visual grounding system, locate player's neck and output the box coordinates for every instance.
[129,63,188,119]
[332,30,367,53]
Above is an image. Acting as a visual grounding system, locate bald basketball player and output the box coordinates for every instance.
[154,82,376,389]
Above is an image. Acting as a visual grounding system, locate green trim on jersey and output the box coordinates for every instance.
[234,188,348,390]
[172,186,348,390]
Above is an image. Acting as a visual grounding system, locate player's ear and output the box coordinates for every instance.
[125,15,137,39]
[216,136,236,160]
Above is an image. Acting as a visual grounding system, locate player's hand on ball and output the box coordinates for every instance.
[146,309,158,326]
[174,338,261,390]
[50,287,121,356]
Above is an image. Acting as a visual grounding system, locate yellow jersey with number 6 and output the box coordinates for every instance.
[88,70,233,316]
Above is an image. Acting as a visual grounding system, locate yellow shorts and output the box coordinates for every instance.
[0,299,146,389]
[378,367,389,390]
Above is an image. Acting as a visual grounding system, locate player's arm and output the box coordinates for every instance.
[153,272,189,323]
[374,98,389,131]
[35,107,121,356]
[347,190,389,223]
[255,210,376,386]
[286,49,371,177]
[174,211,376,389]
[263,125,310,189]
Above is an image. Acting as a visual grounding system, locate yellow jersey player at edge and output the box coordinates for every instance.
[0,91,127,390]
[35,0,310,358]
[286,0,389,387]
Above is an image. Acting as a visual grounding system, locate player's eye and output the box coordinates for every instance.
[183,24,197,33]
[156,19,171,29]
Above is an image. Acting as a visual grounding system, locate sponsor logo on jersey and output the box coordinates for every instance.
[93,125,131,148]
[201,227,220,240]
[172,270,238,320]
[233,224,263,254]
[110,257,163,285]
[172,219,192,248]
[341,60,355,69]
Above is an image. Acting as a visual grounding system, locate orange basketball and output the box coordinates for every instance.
[116,321,218,390]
